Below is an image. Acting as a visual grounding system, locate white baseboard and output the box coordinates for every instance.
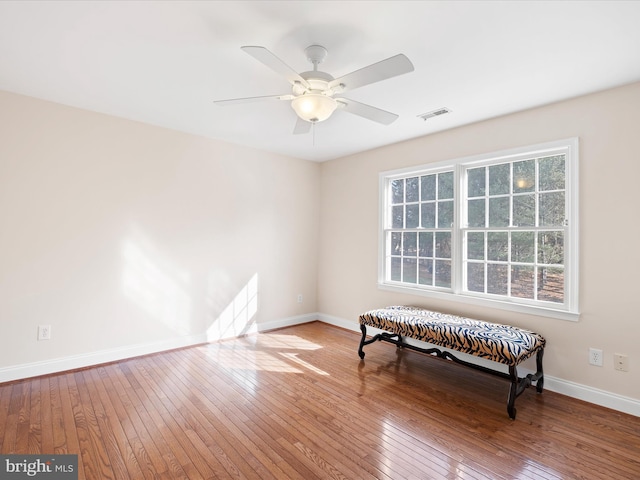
[543,376,640,417]
[317,313,357,331]
[0,333,208,384]
[0,313,317,384]
[4,312,639,418]
[318,313,640,418]
[254,313,320,333]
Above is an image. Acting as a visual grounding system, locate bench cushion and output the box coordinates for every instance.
[359,306,545,366]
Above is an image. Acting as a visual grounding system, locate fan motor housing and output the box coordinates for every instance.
[294,71,335,96]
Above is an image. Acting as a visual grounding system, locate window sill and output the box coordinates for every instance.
[378,282,580,322]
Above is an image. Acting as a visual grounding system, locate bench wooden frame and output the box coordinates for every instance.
[357,306,545,420]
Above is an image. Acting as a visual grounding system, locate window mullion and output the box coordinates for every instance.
[452,164,463,294]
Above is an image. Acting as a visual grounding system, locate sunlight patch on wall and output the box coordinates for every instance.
[122,238,191,335]
[207,273,259,342]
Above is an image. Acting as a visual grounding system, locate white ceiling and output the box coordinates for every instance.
[1,1,639,162]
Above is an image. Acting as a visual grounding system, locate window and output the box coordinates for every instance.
[379,138,579,321]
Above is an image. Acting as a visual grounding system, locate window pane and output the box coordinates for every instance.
[418,232,433,257]
[487,232,508,261]
[403,232,417,256]
[511,265,534,299]
[488,197,509,227]
[538,267,564,303]
[438,200,453,228]
[438,171,454,199]
[421,202,435,228]
[435,260,451,288]
[390,257,401,281]
[514,159,535,193]
[539,155,565,191]
[489,163,510,195]
[539,192,565,226]
[468,167,485,197]
[421,174,436,201]
[392,205,403,228]
[418,259,433,285]
[467,263,485,292]
[468,199,485,227]
[513,194,535,226]
[435,232,451,259]
[391,179,404,204]
[538,231,564,265]
[487,264,509,295]
[467,232,485,260]
[406,204,419,228]
[403,258,417,283]
[406,176,419,202]
[391,232,402,255]
[512,231,535,263]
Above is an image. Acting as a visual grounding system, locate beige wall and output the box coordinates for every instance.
[318,81,640,402]
[0,91,320,376]
[2,81,639,409]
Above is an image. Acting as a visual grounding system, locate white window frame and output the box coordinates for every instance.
[378,138,579,321]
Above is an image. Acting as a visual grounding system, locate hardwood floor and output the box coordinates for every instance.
[1,321,639,479]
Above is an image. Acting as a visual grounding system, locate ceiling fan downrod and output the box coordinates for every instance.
[304,45,328,71]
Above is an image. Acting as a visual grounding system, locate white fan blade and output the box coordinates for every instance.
[336,98,399,125]
[293,117,312,135]
[329,54,414,93]
[241,46,310,89]
[214,94,293,106]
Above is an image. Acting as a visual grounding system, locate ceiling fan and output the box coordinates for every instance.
[214,45,414,134]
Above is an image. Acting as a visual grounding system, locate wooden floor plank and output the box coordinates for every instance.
[1,321,640,480]
[56,375,82,458]
[27,378,42,454]
[14,380,31,453]
[38,378,54,454]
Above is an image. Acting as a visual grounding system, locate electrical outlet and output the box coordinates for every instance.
[297,294,303,303]
[38,325,51,341]
[589,348,603,366]
[614,353,629,372]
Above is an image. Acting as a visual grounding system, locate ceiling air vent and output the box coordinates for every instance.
[418,107,451,121]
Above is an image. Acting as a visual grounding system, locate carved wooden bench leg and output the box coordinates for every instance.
[508,365,519,419]
[358,324,367,359]
[358,324,404,359]
[507,350,545,419]
[535,349,545,393]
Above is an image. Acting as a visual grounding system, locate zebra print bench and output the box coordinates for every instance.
[358,306,545,419]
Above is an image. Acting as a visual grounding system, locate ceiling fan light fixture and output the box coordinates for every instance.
[291,93,337,123]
